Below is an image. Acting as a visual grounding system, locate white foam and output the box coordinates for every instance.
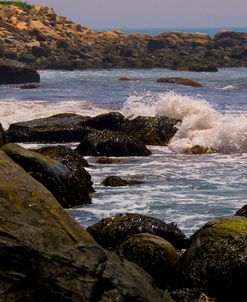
[122,91,247,153]
[0,98,107,129]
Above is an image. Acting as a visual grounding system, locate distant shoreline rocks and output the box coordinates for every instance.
[0,4,247,70]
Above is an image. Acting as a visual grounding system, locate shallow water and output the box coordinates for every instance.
[1,68,247,235]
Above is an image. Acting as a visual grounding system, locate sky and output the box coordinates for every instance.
[26,0,247,29]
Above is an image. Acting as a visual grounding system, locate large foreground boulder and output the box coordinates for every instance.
[179,216,247,301]
[87,213,187,251]
[1,143,93,207]
[76,128,151,157]
[0,59,40,85]
[7,113,89,143]
[0,151,173,301]
[124,116,179,146]
[0,123,6,146]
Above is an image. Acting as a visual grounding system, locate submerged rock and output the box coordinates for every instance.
[0,151,173,302]
[118,77,135,81]
[179,216,247,301]
[1,143,93,207]
[117,233,179,289]
[87,213,187,251]
[18,83,41,89]
[183,145,213,154]
[157,77,203,87]
[0,59,40,85]
[95,156,122,164]
[7,113,89,143]
[102,175,144,186]
[76,128,151,157]
[124,116,179,146]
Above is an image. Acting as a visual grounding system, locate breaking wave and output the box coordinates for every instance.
[123,91,247,153]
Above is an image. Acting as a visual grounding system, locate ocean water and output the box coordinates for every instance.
[1,68,247,235]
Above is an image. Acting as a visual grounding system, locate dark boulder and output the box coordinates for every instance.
[102,175,144,186]
[235,203,247,217]
[0,58,40,85]
[178,216,247,301]
[80,112,125,131]
[148,39,168,51]
[0,151,173,302]
[117,233,179,289]
[124,116,179,146]
[157,77,203,87]
[36,145,90,167]
[32,45,50,57]
[188,65,218,72]
[0,123,6,147]
[1,143,93,208]
[76,128,151,157]
[7,113,89,143]
[87,213,187,251]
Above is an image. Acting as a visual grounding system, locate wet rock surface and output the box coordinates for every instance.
[102,175,144,186]
[76,128,151,157]
[7,113,89,143]
[0,150,173,302]
[0,58,40,85]
[87,213,188,251]
[1,143,93,207]
[178,216,247,301]
[157,77,203,87]
[95,156,122,164]
[124,116,179,146]
[117,233,179,289]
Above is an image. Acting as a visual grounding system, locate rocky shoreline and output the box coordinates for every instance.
[1,112,247,301]
[0,3,247,71]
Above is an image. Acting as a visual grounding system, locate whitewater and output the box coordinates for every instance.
[1,67,247,234]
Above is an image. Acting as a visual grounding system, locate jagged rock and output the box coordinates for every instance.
[124,116,179,146]
[80,112,125,131]
[117,233,179,289]
[235,203,247,217]
[0,123,6,147]
[0,150,174,302]
[76,128,151,157]
[0,58,40,85]
[157,77,203,87]
[95,156,122,164]
[87,213,187,251]
[178,216,247,301]
[1,143,93,207]
[102,175,144,186]
[7,113,89,143]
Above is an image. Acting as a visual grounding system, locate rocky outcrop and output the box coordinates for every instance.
[117,233,179,289]
[102,175,144,186]
[157,77,203,87]
[7,113,88,143]
[0,150,173,301]
[87,213,187,251]
[235,203,247,217]
[0,58,40,84]
[178,216,247,301]
[76,128,151,157]
[124,116,179,146]
[1,143,93,207]
[0,4,247,69]
[0,122,6,146]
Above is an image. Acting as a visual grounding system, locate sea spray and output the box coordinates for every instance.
[123,92,247,153]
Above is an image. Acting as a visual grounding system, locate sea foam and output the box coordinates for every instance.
[123,92,247,153]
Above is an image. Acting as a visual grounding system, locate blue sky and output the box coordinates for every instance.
[27,0,247,29]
